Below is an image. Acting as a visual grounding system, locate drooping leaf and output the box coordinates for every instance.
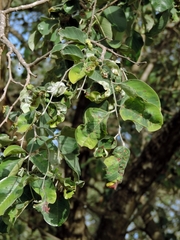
[120,80,161,107]
[104,146,130,188]
[146,10,170,37]
[38,19,58,36]
[3,145,26,157]
[94,136,117,158]
[59,127,81,178]
[28,30,42,51]
[0,134,15,148]
[75,108,109,149]
[61,45,84,61]
[96,16,113,40]
[68,62,86,84]
[0,176,28,216]
[63,178,76,199]
[60,26,87,44]
[0,158,24,180]
[30,178,57,204]
[7,201,30,225]
[34,195,70,227]
[103,6,127,32]
[126,31,144,60]
[150,0,173,12]
[120,80,163,131]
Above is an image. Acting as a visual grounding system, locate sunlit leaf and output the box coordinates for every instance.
[75,108,109,149]
[3,145,26,157]
[68,63,86,84]
[150,0,173,12]
[0,176,28,216]
[38,19,58,36]
[30,178,57,204]
[120,80,163,131]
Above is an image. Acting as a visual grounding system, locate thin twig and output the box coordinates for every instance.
[91,40,147,65]
[0,97,20,127]
[28,50,51,67]
[0,49,13,102]
[77,75,87,99]
[3,0,49,14]
[1,36,36,77]
[97,0,119,14]
[87,0,97,36]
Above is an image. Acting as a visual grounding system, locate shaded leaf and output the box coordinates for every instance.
[103,6,127,32]
[96,16,113,40]
[0,158,24,180]
[34,196,69,227]
[60,26,87,44]
[61,45,84,61]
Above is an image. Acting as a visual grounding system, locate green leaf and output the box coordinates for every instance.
[68,62,86,84]
[103,6,127,32]
[38,19,58,36]
[146,10,170,37]
[126,31,144,60]
[107,40,121,49]
[59,127,81,177]
[28,30,42,51]
[0,176,27,216]
[7,201,30,225]
[3,145,26,157]
[88,70,113,100]
[34,196,69,227]
[120,98,163,131]
[96,16,113,40]
[0,158,24,180]
[150,0,173,12]
[61,45,84,61]
[51,43,65,54]
[30,151,49,175]
[104,156,120,182]
[120,80,163,131]
[75,108,109,149]
[63,178,76,199]
[30,178,56,204]
[104,146,130,187]
[94,136,117,157]
[60,26,87,44]
[0,134,15,148]
[16,113,32,133]
[120,80,161,107]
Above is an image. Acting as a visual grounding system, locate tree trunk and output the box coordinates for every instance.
[96,111,180,240]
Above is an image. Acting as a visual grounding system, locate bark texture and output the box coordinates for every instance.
[96,111,180,240]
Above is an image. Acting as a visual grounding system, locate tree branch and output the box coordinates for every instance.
[141,204,165,240]
[96,110,180,240]
[3,0,49,14]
